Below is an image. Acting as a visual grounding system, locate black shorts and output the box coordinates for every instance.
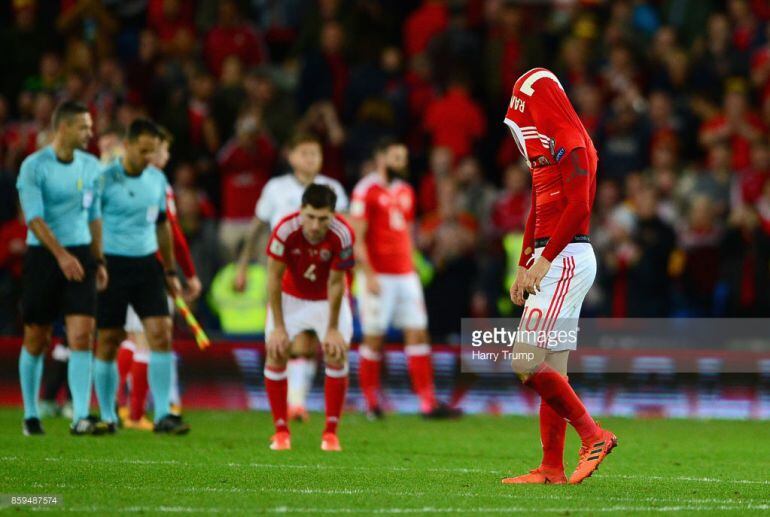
[97,254,170,329]
[22,245,97,325]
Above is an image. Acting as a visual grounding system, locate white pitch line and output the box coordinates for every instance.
[3,456,769,487]
[24,504,770,514]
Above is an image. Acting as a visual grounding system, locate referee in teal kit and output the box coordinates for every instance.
[16,101,109,436]
[95,118,190,434]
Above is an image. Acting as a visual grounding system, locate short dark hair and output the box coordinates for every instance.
[301,184,337,211]
[157,125,174,145]
[287,132,321,150]
[373,136,402,155]
[126,118,162,141]
[52,101,89,128]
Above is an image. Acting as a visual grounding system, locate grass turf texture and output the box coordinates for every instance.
[0,409,768,515]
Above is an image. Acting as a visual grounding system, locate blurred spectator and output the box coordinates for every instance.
[0,204,26,332]
[296,101,346,184]
[674,196,724,315]
[627,187,677,316]
[404,0,448,58]
[719,204,770,315]
[243,68,296,147]
[204,0,267,77]
[217,111,277,260]
[297,20,349,114]
[56,0,119,61]
[423,77,485,161]
[700,88,765,171]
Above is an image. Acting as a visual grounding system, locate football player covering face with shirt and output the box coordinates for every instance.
[500,68,616,485]
[263,184,354,452]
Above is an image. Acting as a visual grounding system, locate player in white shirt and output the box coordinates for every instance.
[235,133,348,422]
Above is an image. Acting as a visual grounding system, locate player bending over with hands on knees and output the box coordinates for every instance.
[263,184,354,451]
[502,68,617,485]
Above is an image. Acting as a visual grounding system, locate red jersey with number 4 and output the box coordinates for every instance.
[503,67,597,240]
[266,212,355,301]
[350,173,415,274]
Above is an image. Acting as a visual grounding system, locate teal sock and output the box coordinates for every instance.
[68,350,93,422]
[93,359,118,423]
[19,348,43,419]
[148,352,172,423]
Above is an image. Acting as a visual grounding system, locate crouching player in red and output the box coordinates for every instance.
[501,68,617,485]
[263,184,354,451]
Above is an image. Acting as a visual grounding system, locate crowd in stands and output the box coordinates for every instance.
[1,0,770,340]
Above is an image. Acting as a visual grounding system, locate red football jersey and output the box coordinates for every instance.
[503,68,598,241]
[266,212,355,301]
[350,173,415,274]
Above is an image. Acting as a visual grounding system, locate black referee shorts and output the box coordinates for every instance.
[97,254,170,329]
[21,245,97,325]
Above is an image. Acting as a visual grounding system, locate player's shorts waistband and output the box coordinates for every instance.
[534,234,590,248]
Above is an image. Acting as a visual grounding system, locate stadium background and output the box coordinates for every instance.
[0,0,768,419]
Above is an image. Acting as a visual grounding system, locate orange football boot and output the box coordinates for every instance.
[502,466,567,484]
[270,431,291,451]
[320,432,341,451]
[123,416,154,431]
[569,428,618,484]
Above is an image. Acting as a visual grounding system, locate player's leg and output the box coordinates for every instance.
[134,256,189,434]
[286,331,318,422]
[19,324,51,435]
[396,273,459,418]
[357,272,391,417]
[18,245,61,435]
[263,297,292,450]
[126,336,153,430]
[116,340,134,418]
[93,326,124,429]
[506,249,615,484]
[503,345,568,484]
[66,314,102,435]
[318,299,353,451]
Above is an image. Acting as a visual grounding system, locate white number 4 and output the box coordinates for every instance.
[303,264,317,282]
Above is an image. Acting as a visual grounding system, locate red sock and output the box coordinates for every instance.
[324,364,348,435]
[405,344,436,413]
[540,398,567,470]
[264,366,289,434]
[525,364,599,444]
[129,360,149,421]
[358,346,382,410]
[116,345,134,407]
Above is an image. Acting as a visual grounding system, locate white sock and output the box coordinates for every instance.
[287,358,308,408]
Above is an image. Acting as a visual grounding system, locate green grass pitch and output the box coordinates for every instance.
[1,408,768,515]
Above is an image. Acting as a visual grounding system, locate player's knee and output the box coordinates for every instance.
[146,328,172,351]
[68,328,94,350]
[324,351,348,368]
[510,345,543,378]
[23,332,51,355]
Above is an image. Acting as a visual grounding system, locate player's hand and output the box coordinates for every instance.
[233,267,248,292]
[96,264,109,292]
[56,251,85,282]
[322,327,347,363]
[521,257,551,296]
[509,266,528,306]
[365,273,381,295]
[184,275,202,302]
[266,327,291,360]
[165,273,182,298]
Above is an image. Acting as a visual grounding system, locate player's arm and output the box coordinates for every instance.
[17,161,84,281]
[234,217,265,291]
[324,268,346,362]
[265,255,290,359]
[349,214,379,294]
[88,219,108,291]
[523,147,591,294]
[167,192,201,300]
[510,187,536,305]
[156,215,181,298]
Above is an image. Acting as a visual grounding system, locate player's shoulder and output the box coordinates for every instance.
[20,145,55,170]
[74,148,100,166]
[316,174,345,190]
[513,67,556,90]
[264,173,293,189]
[273,211,303,241]
[352,172,381,197]
[391,178,414,195]
[145,164,167,181]
[329,214,354,246]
